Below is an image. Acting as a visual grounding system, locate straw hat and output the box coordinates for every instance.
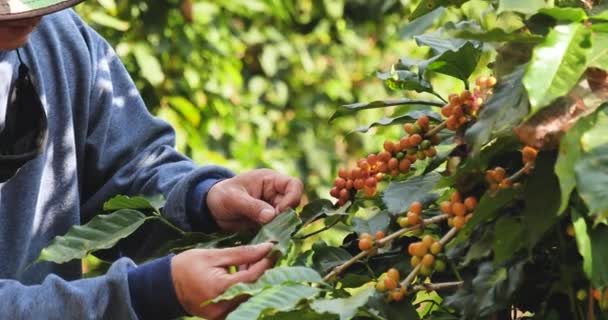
[0,0,84,21]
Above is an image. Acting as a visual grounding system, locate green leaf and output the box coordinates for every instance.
[310,286,376,320]
[589,33,608,70]
[37,209,147,264]
[410,0,467,21]
[250,210,301,255]
[382,173,442,215]
[377,70,433,93]
[103,194,165,211]
[493,217,526,264]
[400,7,447,38]
[575,144,608,222]
[132,44,165,86]
[352,211,391,235]
[413,34,482,82]
[352,110,442,134]
[88,11,130,31]
[555,110,600,214]
[465,66,529,155]
[520,153,561,247]
[311,242,352,275]
[210,266,322,304]
[448,24,542,43]
[538,7,588,21]
[497,0,551,15]
[443,261,525,317]
[572,210,592,280]
[581,109,608,152]
[154,232,239,256]
[329,99,443,122]
[365,292,420,319]
[523,23,592,117]
[572,211,608,288]
[451,189,517,246]
[226,284,320,320]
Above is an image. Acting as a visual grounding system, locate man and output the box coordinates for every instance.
[0,1,303,319]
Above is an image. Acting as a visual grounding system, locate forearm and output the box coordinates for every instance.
[0,259,137,319]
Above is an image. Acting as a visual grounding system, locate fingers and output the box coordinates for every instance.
[229,191,277,224]
[228,257,274,284]
[275,177,304,211]
[208,243,274,267]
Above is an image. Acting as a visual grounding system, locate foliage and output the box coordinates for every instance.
[48,0,608,319]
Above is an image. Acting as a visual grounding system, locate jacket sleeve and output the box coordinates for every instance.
[78,21,234,231]
[0,258,138,319]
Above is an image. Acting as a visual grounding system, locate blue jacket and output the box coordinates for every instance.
[0,10,233,319]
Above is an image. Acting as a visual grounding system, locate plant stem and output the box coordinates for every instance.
[400,264,422,288]
[439,227,459,246]
[424,121,447,138]
[411,281,464,292]
[322,214,450,282]
[295,217,342,240]
[431,91,448,104]
[588,285,595,320]
[506,162,533,183]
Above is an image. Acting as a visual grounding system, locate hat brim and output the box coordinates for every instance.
[0,0,84,21]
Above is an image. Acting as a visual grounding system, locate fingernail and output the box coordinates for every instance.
[260,208,276,222]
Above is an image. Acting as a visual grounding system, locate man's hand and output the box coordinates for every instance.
[171,243,275,319]
[206,169,304,231]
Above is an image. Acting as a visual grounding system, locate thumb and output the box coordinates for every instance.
[230,192,276,224]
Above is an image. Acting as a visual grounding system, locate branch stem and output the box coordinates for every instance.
[322,214,450,282]
[424,121,447,138]
[506,162,533,183]
[412,281,464,292]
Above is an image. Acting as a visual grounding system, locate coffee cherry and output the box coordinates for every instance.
[452,202,466,217]
[399,159,411,172]
[411,255,421,267]
[434,259,447,272]
[339,188,349,200]
[440,201,452,215]
[390,288,405,301]
[354,179,364,190]
[375,231,386,241]
[364,186,377,197]
[448,93,460,105]
[375,280,387,292]
[338,168,348,179]
[345,179,353,190]
[453,216,466,229]
[417,116,430,130]
[421,235,434,248]
[522,146,538,164]
[358,238,373,251]
[576,289,588,301]
[493,167,506,181]
[441,105,453,117]
[566,225,575,237]
[499,179,513,189]
[378,151,391,163]
[411,124,422,134]
[464,196,478,211]
[387,268,400,282]
[403,123,414,134]
[330,187,340,198]
[367,153,378,165]
[422,254,435,267]
[407,212,421,225]
[388,158,399,170]
[384,140,395,153]
[384,277,398,290]
[450,191,462,203]
[419,265,433,276]
[430,242,442,255]
[409,134,423,146]
[476,76,488,87]
[409,242,427,257]
[486,76,497,87]
[398,216,409,228]
[410,201,423,215]
[399,137,410,150]
[365,177,377,188]
[335,178,346,189]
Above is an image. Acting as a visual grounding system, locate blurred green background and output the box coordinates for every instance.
[76,0,453,200]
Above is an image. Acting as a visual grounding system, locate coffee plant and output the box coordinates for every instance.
[39,0,608,319]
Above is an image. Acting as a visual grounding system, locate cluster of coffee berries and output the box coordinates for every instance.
[358,231,386,251]
[408,235,447,276]
[441,76,497,131]
[485,167,512,190]
[439,191,477,229]
[396,201,424,228]
[330,116,440,206]
[375,268,407,302]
